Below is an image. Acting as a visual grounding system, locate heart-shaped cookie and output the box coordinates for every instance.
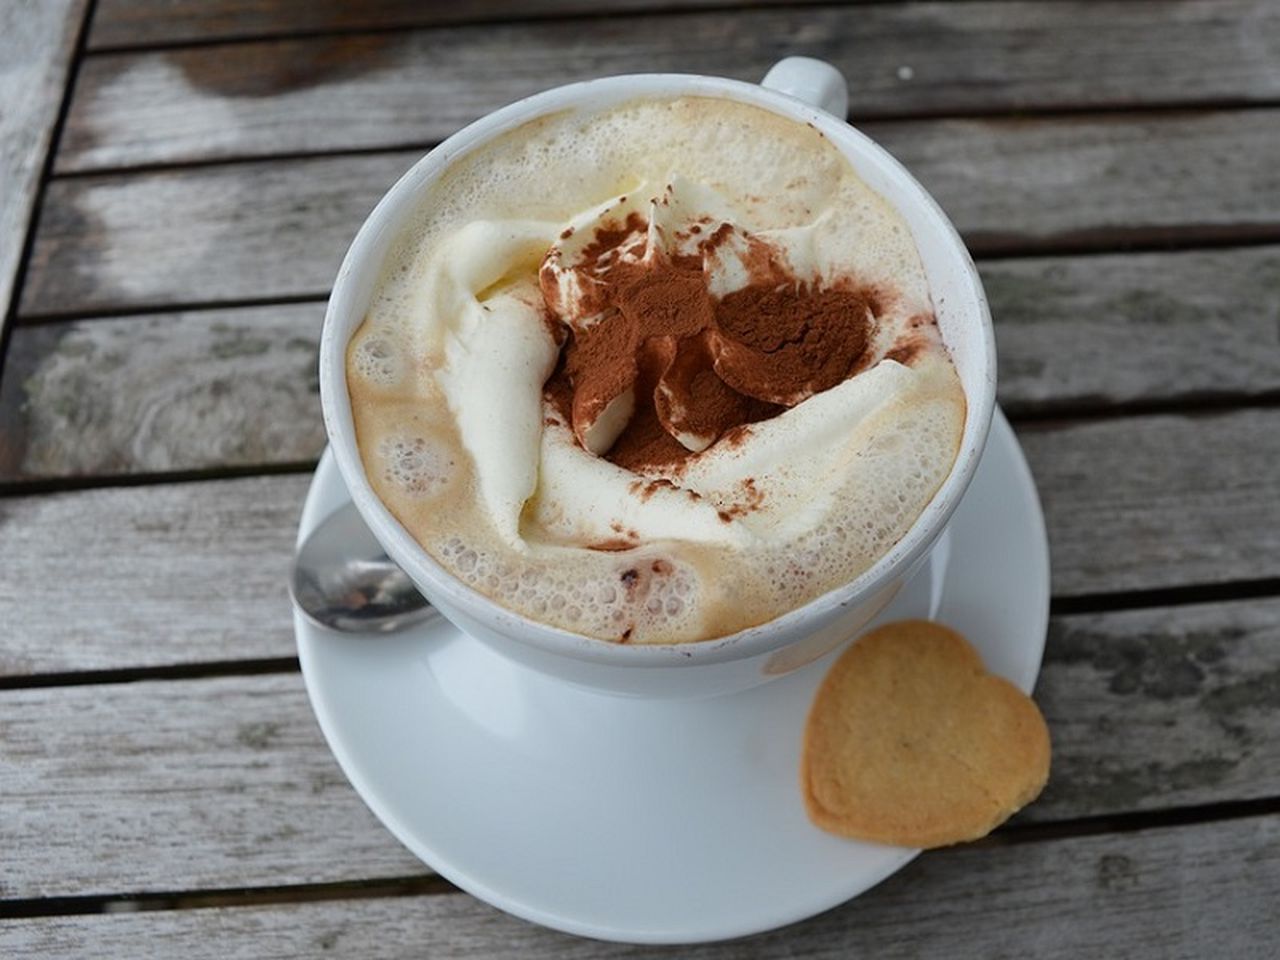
[802,620,1050,848]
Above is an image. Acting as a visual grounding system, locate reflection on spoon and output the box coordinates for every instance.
[290,501,436,634]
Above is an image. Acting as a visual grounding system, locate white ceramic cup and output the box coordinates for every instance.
[319,57,996,699]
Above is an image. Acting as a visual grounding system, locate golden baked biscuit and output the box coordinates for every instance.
[801,620,1050,848]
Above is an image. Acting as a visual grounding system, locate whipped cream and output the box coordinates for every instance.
[348,96,964,643]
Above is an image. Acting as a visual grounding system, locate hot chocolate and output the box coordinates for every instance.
[347,96,965,644]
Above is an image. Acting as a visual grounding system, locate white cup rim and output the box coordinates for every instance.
[320,70,996,668]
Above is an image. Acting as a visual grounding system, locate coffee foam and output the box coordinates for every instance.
[347,96,965,643]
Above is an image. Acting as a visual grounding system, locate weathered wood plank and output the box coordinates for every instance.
[3,408,1280,673]
[87,0,818,49]
[0,303,326,481]
[1,598,1277,895]
[1020,409,1280,596]
[986,246,1280,414]
[0,0,87,324]
[64,1,1280,172]
[22,110,1280,317]
[3,813,1278,957]
[1031,599,1280,822]
[6,246,1279,484]
[0,473,310,676]
[0,674,424,899]
[22,151,406,317]
[884,110,1280,255]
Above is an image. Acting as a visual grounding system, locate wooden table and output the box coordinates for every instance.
[2,1,1278,955]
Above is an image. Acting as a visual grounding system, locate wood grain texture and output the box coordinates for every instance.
[2,410,1280,673]
[0,303,326,480]
[1020,409,1280,597]
[986,246,1280,414]
[0,674,424,899]
[4,816,1278,957]
[1,597,1277,896]
[0,473,310,676]
[0,0,87,322]
[1030,599,1280,822]
[2,0,1271,942]
[63,0,1280,172]
[22,109,1280,317]
[21,150,407,317]
[87,0,818,49]
[6,246,1280,484]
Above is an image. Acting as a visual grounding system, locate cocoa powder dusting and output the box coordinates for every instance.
[587,538,638,552]
[713,284,873,406]
[565,313,636,434]
[607,396,695,472]
[717,477,766,521]
[606,335,693,471]
[617,254,712,338]
[541,208,877,472]
[655,333,781,444]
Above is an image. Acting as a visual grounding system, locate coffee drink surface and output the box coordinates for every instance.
[348,97,965,644]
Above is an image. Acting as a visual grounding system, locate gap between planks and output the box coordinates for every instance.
[0,875,451,921]
[0,459,321,498]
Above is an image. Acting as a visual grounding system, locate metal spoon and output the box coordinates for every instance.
[290,501,436,633]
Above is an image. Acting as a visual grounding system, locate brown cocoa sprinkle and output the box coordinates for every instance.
[628,478,677,502]
[616,257,714,339]
[575,211,647,273]
[620,627,634,642]
[587,539,638,552]
[606,394,694,472]
[712,283,873,406]
[884,341,923,366]
[715,477,767,521]
[655,334,781,445]
[540,208,878,472]
[560,227,574,240]
[701,222,736,253]
[620,568,639,586]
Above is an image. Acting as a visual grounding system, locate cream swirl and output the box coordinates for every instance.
[420,177,950,553]
[348,95,964,642]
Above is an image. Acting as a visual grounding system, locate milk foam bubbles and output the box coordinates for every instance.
[347,96,965,643]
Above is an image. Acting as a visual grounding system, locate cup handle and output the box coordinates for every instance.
[760,56,849,119]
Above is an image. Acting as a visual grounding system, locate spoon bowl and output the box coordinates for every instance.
[290,502,436,633]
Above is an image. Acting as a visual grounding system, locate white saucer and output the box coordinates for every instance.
[295,408,1049,944]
